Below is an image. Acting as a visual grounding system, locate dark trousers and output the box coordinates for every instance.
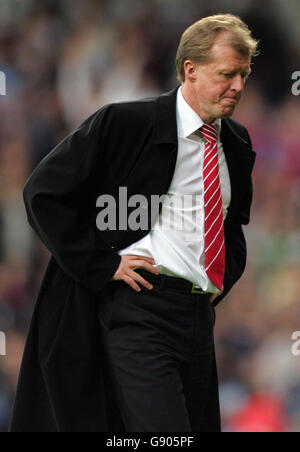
[98,273,221,432]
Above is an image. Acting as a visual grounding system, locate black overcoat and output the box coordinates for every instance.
[9,87,256,432]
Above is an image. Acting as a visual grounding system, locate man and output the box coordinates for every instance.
[10,14,258,432]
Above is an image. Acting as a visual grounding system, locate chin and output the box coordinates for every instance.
[219,107,235,118]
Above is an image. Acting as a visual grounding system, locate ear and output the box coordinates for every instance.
[184,60,197,82]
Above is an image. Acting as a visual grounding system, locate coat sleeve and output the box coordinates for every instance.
[23,105,122,294]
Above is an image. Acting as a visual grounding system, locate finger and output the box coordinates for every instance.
[122,275,142,293]
[142,262,160,275]
[126,255,155,264]
[210,294,217,303]
[128,270,154,290]
[130,260,159,275]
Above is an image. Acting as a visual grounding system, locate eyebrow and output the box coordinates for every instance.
[220,67,252,76]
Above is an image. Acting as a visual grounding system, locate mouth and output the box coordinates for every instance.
[223,98,238,105]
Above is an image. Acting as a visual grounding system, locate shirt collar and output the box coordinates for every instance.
[176,86,221,139]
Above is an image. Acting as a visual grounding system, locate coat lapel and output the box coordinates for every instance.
[221,119,256,220]
[151,87,179,193]
[152,87,179,145]
[221,118,256,178]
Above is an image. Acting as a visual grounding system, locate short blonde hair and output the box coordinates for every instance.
[176,14,259,82]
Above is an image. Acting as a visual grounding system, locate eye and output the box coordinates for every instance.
[222,73,234,78]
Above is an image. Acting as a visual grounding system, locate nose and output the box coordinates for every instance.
[231,74,245,93]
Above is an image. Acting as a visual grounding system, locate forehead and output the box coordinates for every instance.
[210,39,251,70]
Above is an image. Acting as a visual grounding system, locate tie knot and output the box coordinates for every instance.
[201,124,218,143]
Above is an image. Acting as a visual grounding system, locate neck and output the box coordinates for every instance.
[180,84,216,124]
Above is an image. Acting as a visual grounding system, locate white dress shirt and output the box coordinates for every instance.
[118,87,231,293]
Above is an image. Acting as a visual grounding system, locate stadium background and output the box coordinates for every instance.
[0,0,299,432]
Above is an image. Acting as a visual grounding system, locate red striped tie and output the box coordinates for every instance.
[201,123,225,290]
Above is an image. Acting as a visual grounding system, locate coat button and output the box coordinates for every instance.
[110,245,118,251]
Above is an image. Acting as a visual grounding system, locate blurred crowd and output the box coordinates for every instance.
[0,0,299,432]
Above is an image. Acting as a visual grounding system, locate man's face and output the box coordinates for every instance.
[183,34,252,123]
